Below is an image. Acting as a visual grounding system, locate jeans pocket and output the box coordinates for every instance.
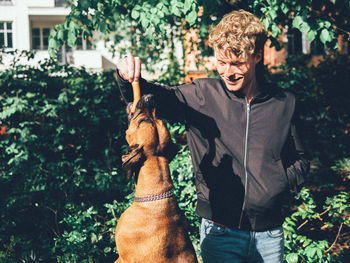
[203,219,227,236]
[266,226,284,238]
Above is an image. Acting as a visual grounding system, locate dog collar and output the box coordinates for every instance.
[134,188,174,202]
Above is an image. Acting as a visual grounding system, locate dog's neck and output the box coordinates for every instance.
[134,156,174,198]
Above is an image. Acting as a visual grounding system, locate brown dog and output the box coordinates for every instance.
[115,94,198,263]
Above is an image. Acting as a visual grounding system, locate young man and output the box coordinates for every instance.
[116,10,309,263]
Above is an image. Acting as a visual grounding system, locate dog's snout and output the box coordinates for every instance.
[143,94,154,105]
[136,94,155,111]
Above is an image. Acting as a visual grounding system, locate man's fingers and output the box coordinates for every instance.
[116,55,141,83]
[134,57,141,82]
[127,55,135,83]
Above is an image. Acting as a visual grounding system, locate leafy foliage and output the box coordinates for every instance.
[0,49,131,262]
[332,158,350,181]
[48,0,200,74]
[49,0,350,69]
[267,54,350,165]
[249,0,350,49]
[284,188,349,263]
[168,124,201,254]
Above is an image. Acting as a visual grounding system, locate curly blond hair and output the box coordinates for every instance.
[208,10,267,60]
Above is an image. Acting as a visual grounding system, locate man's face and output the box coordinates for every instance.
[215,50,262,93]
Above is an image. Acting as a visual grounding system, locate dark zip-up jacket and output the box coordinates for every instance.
[117,73,310,231]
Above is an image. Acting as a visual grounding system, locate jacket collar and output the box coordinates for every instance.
[222,79,273,104]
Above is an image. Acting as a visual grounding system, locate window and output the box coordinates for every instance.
[57,45,74,64]
[310,38,325,55]
[31,27,51,50]
[287,27,302,55]
[0,0,12,4]
[0,22,13,48]
[76,33,92,50]
[43,28,50,49]
[55,0,66,7]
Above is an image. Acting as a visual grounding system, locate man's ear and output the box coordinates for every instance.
[254,50,263,64]
[122,144,145,179]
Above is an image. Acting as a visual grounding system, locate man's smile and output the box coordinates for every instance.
[225,76,243,84]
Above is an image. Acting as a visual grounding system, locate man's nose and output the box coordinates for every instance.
[224,64,237,75]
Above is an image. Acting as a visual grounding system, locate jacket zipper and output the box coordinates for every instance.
[238,99,251,229]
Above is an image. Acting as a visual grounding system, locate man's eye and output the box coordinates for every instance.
[234,62,245,66]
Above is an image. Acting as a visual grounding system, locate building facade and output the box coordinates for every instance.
[0,0,117,70]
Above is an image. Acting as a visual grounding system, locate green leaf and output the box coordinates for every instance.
[152,16,161,25]
[157,10,165,18]
[292,16,303,28]
[67,32,77,47]
[281,2,289,14]
[48,48,57,58]
[57,29,64,40]
[99,21,107,34]
[320,29,330,44]
[286,253,299,263]
[307,30,316,42]
[299,22,310,34]
[324,21,332,28]
[171,5,181,17]
[140,13,149,29]
[316,248,323,258]
[186,10,197,25]
[131,9,140,19]
[49,38,60,50]
[184,0,192,12]
[262,17,270,30]
[271,24,281,38]
[104,247,112,253]
[91,233,97,243]
[50,29,57,38]
[134,4,142,11]
[269,9,277,21]
[25,92,35,98]
[305,246,317,258]
[162,5,170,15]
[69,21,77,31]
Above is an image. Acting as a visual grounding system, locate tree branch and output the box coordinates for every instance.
[325,223,344,254]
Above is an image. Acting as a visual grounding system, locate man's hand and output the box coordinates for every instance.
[117,55,142,83]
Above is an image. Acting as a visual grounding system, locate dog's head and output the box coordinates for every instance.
[122,94,178,177]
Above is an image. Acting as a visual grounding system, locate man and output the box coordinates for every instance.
[116,10,309,263]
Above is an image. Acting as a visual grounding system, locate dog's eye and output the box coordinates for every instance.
[127,144,140,153]
[137,117,152,127]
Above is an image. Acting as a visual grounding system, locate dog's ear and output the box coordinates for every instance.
[122,144,145,178]
[161,141,179,162]
[154,118,179,161]
[126,102,133,121]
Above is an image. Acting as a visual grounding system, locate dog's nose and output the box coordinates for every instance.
[137,94,155,111]
[142,94,155,106]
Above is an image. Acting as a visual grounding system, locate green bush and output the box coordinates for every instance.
[332,158,350,182]
[168,123,201,255]
[284,188,349,263]
[268,54,350,165]
[0,50,131,262]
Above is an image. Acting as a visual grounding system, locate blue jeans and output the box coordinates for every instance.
[200,219,284,263]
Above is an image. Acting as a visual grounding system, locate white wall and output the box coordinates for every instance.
[27,0,55,8]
